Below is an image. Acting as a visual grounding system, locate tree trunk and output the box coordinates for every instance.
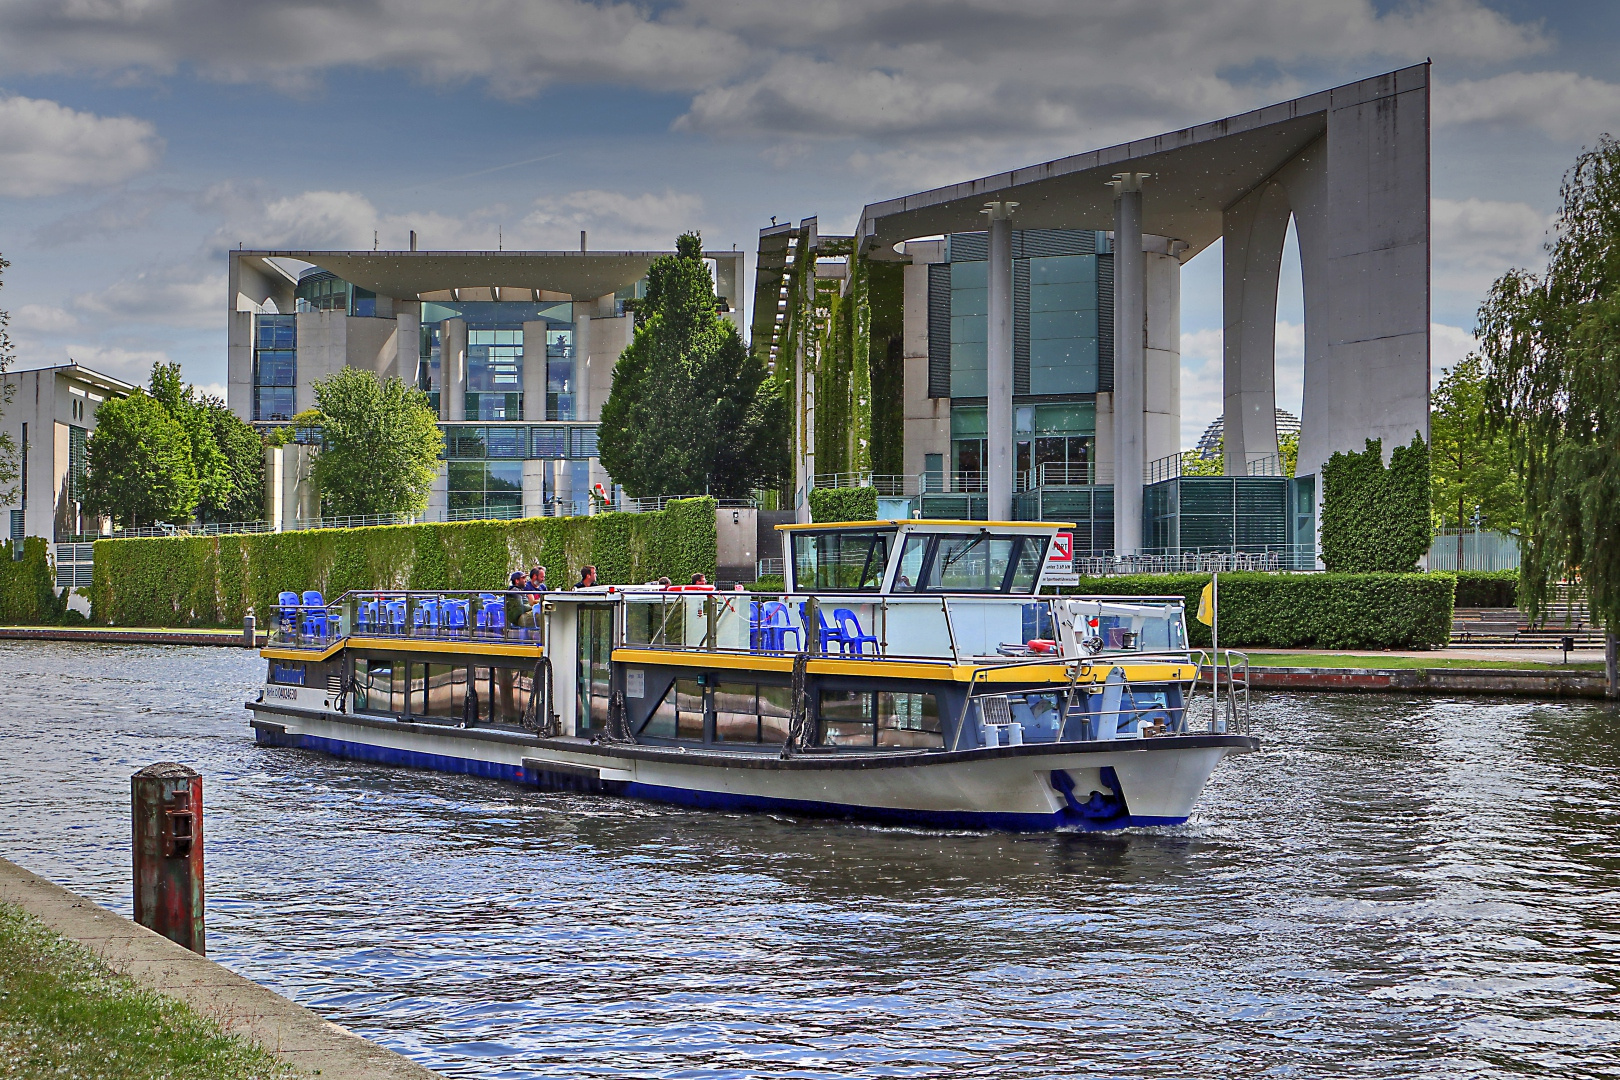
[1608,631,1618,700]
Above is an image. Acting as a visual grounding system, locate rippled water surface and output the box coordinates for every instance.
[3,642,1620,1077]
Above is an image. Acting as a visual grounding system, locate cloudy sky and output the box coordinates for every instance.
[2,0,1615,447]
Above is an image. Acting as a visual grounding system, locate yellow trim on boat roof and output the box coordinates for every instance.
[612,648,1194,684]
[774,519,1075,531]
[263,637,543,662]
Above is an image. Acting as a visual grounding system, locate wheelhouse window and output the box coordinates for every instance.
[893,533,1049,594]
[819,690,943,749]
[791,529,895,592]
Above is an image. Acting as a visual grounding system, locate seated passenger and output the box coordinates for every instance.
[691,573,708,586]
[504,571,532,628]
[577,565,598,589]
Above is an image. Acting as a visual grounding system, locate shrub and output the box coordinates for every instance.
[1453,569,1519,608]
[1320,434,1432,572]
[0,538,68,624]
[1061,571,1454,650]
[808,486,879,523]
[91,498,718,628]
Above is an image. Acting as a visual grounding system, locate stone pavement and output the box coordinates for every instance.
[0,856,439,1079]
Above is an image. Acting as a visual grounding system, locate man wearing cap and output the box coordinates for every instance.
[504,570,531,630]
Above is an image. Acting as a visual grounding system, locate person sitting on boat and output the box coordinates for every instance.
[527,566,547,596]
[504,571,532,628]
[658,576,672,588]
[577,565,598,589]
[691,573,708,586]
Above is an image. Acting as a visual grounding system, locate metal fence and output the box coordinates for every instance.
[1427,528,1520,572]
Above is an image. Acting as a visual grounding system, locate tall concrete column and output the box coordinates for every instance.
[522,320,547,421]
[443,318,467,422]
[983,200,1016,521]
[1221,180,1289,475]
[1110,173,1148,556]
[394,303,421,387]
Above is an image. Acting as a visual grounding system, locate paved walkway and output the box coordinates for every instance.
[0,856,438,1079]
[0,626,263,647]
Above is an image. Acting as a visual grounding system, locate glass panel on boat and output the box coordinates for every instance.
[481,665,531,725]
[354,657,398,714]
[1008,538,1045,592]
[893,535,928,592]
[714,682,759,742]
[791,530,894,591]
[576,606,613,735]
[676,679,705,740]
[877,692,943,748]
[625,597,684,647]
[643,681,678,739]
[820,690,874,747]
[424,664,464,718]
[406,663,427,716]
[759,684,792,742]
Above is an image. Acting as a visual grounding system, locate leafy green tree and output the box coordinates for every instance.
[83,391,199,527]
[1478,134,1620,693]
[1278,430,1299,478]
[1430,354,1521,537]
[146,362,263,522]
[309,367,442,516]
[1319,433,1431,572]
[599,232,788,498]
[0,255,18,506]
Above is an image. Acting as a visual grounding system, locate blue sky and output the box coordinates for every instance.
[2,0,1616,448]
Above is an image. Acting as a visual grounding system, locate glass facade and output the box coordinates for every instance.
[466,328,522,420]
[949,261,987,398]
[1028,255,1099,394]
[448,460,523,514]
[254,314,297,421]
[296,270,376,317]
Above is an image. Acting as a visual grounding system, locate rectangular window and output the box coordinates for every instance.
[354,657,401,713]
[67,425,87,503]
[714,682,759,743]
[421,663,465,718]
[676,678,705,741]
[819,690,874,747]
[253,314,298,422]
[949,260,988,398]
[546,329,575,420]
[877,692,942,748]
[531,426,566,458]
[759,684,793,743]
[902,533,1047,594]
[644,680,678,739]
[790,530,894,592]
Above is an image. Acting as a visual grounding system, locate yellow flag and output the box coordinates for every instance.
[1196,581,1215,626]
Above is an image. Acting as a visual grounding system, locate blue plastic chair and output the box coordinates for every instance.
[413,596,441,632]
[477,594,505,633]
[832,608,878,656]
[809,605,845,653]
[384,598,408,635]
[301,590,328,639]
[276,591,300,636]
[357,598,378,633]
[442,598,470,634]
[764,602,802,652]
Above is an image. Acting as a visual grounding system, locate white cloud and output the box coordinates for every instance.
[1431,322,1478,381]
[522,190,704,248]
[0,95,162,197]
[73,271,221,330]
[1436,71,1620,142]
[10,304,80,334]
[55,344,171,387]
[1431,196,1552,298]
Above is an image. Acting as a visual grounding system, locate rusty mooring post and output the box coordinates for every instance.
[132,763,205,955]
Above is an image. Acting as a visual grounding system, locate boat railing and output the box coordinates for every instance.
[954,649,1251,746]
[267,589,547,651]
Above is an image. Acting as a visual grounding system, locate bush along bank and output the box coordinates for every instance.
[1061,571,1455,650]
[809,486,879,523]
[1453,569,1519,608]
[90,497,718,628]
[0,539,71,625]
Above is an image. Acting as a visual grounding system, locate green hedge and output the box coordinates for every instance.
[1061,571,1455,650]
[90,498,718,628]
[808,486,879,523]
[1454,569,1518,608]
[0,539,68,624]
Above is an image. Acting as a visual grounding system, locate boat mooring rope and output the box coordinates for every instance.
[780,651,811,759]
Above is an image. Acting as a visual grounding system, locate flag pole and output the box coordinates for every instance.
[1211,571,1218,658]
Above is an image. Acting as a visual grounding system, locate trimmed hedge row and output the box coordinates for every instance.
[1061,571,1455,650]
[90,497,718,628]
[0,539,69,625]
[809,486,879,523]
[1454,569,1518,608]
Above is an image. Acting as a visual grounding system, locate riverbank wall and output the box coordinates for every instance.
[0,856,438,1079]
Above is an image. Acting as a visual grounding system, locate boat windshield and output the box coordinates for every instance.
[791,529,895,592]
[892,532,1047,594]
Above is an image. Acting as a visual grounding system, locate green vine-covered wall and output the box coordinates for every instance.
[90,498,718,628]
[866,260,906,477]
[0,538,69,625]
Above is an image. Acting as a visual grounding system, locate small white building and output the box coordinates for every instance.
[0,363,136,543]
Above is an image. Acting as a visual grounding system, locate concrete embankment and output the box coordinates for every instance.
[0,856,438,1079]
[0,625,264,646]
[1233,666,1608,699]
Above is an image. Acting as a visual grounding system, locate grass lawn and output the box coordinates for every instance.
[1245,653,1605,671]
[0,903,290,1080]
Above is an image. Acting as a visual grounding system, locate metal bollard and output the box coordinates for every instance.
[131,763,205,955]
[243,610,257,648]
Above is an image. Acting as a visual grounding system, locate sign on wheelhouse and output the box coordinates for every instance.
[248,519,1257,831]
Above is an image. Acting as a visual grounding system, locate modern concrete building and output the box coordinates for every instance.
[0,362,136,544]
[759,64,1430,564]
[227,246,745,520]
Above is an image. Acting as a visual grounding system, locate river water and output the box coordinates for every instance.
[2,641,1618,1078]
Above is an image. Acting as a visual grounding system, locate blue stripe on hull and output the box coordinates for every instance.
[254,726,1186,833]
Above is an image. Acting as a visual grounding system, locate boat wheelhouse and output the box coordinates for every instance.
[249,520,1257,831]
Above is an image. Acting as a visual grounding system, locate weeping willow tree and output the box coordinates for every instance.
[1478,135,1620,694]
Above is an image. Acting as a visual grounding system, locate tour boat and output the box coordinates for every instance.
[247,520,1258,831]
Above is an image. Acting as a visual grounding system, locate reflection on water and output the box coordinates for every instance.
[2,642,1620,1078]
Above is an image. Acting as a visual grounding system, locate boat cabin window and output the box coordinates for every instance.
[1071,602,1188,654]
[712,681,794,744]
[643,678,705,740]
[891,532,1047,594]
[353,657,404,714]
[819,689,943,749]
[791,529,894,592]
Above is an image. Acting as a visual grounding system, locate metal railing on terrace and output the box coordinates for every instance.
[1427,528,1520,572]
[1144,453,1284,484]
[267,590,545,651]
